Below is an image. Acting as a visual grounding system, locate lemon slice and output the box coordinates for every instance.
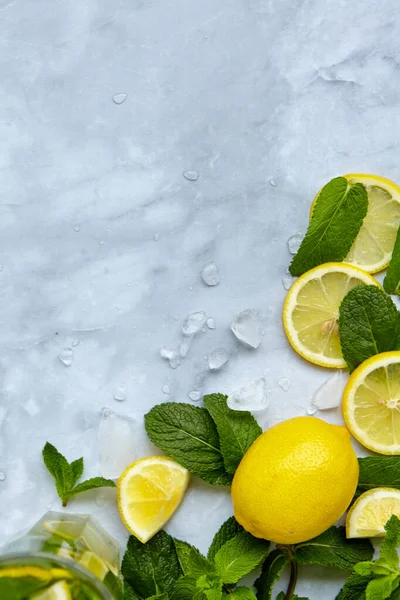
[77,551,108,581]
[310,174,400,273]
[343,351,400,454]
[32,580,72,600]
[283,262,379,368]
[118,456,189,543]
[346,488,400,538]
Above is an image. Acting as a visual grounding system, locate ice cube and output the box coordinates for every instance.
[58,348,73,367]
[227,378,269,412]
[278,377,291,391]
[98,408,139,479]
[312,371,348,410]
[160,346,181,368]
[282,276,294,290]
[207,318,216,329]
[188,390,202,402]
[208,347,229,370]
[114,386,126,402]
[287,233,304,254]
[201,262,220,286]
[181,311,207,335]
[231,310,262,348]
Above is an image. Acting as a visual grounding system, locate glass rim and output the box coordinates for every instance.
[0,551,117,600]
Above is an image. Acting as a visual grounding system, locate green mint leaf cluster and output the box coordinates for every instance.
[384,226,400,295]
[355,457,400,499]
[289,177,368,277]
[144,395,261,486]
[339,285,400,372]
[42,442,116,506]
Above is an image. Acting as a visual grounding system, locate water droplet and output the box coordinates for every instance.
[116,305,121,311]
[188,285,194,291]
[95,492,106,507]
[269,179,276,187]
[161,384,171,394]
[201,327,206,333]
[58,348,73,367]
[307,406,318,415]
[207,317,216,329]
[113,93,127,104]
[183,170,199,181]
[46,503,53,510]
[160,346,181,369]
[153,233,160,241]
[231,310,262,348]
[208,347,229,370]
[72,339,79,347]
[73,225,80,232]
[173,315,179,321]
[0,472,5,481]
[179,338,192,358]
[189,390,202,402]
[203,355,208,361]
[99,240,105,246]
[114,386,126,402]
[282,276,294,290]
[278,377,291,391]
[182,311,207,335]
[287,233,304,254]
[0,264,3,272]
[201,262,220,286]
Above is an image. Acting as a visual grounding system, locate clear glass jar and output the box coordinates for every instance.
[0,512,123,599]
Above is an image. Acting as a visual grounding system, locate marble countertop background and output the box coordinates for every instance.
[1,0,400,597]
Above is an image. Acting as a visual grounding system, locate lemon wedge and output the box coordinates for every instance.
[343,351,400,454]
[346,488,400,538]
[118,456,189,543]
[32,580,72,600]
[283,262,379,368]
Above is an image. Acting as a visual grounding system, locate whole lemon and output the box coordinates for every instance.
[231,416,358,544]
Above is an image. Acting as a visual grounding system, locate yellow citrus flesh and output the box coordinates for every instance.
[77,552,108,581]
[343,352,400,455]
[310,174,400,274]
[232,416,359,544]
[31,581,72,600]
[346,488,400,538]
[283,262,379,368]
[118,456,190,543]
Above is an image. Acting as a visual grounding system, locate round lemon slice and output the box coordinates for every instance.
[32,580,72,600]
[346,488,400,538]
[310,174,400,273]
[283,262,379,368]
[343,352,400,454]
[118,456,190,543]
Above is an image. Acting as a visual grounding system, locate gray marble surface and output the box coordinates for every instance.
[0,0,399,597]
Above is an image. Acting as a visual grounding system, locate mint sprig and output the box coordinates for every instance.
[289,177,368,276]
[384,225,400,295]
[42,442,115,507]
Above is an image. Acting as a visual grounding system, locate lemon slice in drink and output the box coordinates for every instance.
[118,456,189,543]
[77,552,108,581]
[283,263,379,368]
[32,580,72,600]
[346,488,400,538]
[343,352,400,454]
[310,174,400,274]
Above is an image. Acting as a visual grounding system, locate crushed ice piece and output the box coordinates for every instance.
[188,390,202,401]
[113,93,127,104]
[161,384,171,394]
[307,405,318,415]
[201,262,220,286]
[282,276,294,290]
[114,386,126,402]
[153,233,160,241]
[98,408,139,479]
[287,233,304,254]
[278,377,291,391]
[58,348,73,367]
[183,170,199,181]
[0,472,5,481]
[312,371,348,410]
[207,318,216,329]
[181,311,207,335]
[73,225,80,232]
[208,347,229,370]
[179,338,192,358]
[227,378,269,412]
[231,309,262,348]
[160,346,176,359]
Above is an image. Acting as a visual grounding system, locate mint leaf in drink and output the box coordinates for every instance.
[254,549,290,600]
[336,574,374,600]
[384,226,400,295]
[214,530,270,584]
[294,526,374,570]
[203,394,262,475]
[289,177,368,276]
[66,477,116,500]
[174,540,216,578]
[208,517,244,562]
[355,457,400,499]
[229,588,257,599]
[339,285,399,372]
[145,403,231,486]
[122,532,182,598]
[365,574,399,600]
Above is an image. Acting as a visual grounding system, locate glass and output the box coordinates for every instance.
[0,512,123,599]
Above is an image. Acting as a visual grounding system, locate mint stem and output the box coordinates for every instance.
[284,560,298,600]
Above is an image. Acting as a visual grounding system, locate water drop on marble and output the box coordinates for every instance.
[282,276,294,290]
[208,347,229,370]
[203,355,208,361]
[188,285,194,291]
[231,309,262,348]
[188,390,202,402]
[58,348,73,367]
[73,225,80,232]
[182,311,207,335]
[278,377,291,391]
[287,233,304,254]
[179,338,192,358]
[95,493,106,507]
[269,179,276,187]
[161,384,171,394]
[114,386,126,402]
[116,305,121,311]
[173,315,179,321]
[113,93,127,104]
[0,472,5,481]
[72,339,79,347]
[169,356,181,369]
[201,327,206,333]
[183,170,199,181]
[0,264,3,272]
[99,240,105,246]
[46,503,53,510]
[201,261,220,286]
[153,233,160,241]
[207,317,216,329]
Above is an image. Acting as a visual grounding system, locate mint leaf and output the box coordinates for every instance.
[355,457,400,499]
[336,574,374,600]
[379,516,400,571]
[170,576,205,600]
[122,532,182,598]
[123,582,141,600]
[208,517,244,562]
[214,531,270,584]
[254,549,289,600]
[339,285,399,372]
[203,394,262,475]
[366,574,399,600]
[67,477,116,499]
[145,403,231,486]
[196,574,223,600]
[229,588,257,599]
[354,562,393,577]
[384,226,400,295]
[294,526,374,570]
[42,442,74,503]
[71,458,84,487]
[174,540,216,578]
[289,177,368,276]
